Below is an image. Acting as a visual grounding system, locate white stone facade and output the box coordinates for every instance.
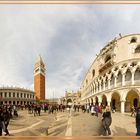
[80,34,140,113]
[0,87,35,105]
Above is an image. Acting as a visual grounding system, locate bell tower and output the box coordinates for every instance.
[34,55,46,101]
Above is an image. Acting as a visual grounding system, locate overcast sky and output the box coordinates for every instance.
[0,4,140,98]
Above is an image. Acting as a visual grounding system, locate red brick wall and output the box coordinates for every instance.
[34,74,45,101]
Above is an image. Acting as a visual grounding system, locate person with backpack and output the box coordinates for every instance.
[102,106,112,136]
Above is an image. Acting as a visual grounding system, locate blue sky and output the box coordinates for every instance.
[0,4,140,98]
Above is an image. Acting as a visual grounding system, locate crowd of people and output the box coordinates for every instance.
[0,104,19,136]
[0,102,140,136]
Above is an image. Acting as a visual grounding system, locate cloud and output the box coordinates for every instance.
[0,4,140,98]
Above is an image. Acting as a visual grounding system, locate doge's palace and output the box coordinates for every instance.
[80,34,140,113]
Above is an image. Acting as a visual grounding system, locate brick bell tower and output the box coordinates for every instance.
[34,55,46,101]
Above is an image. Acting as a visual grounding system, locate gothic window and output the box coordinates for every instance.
[101,80,103,90]
[92,69,95,78]
[134,67,140,80]
[117,71,122,83]
[110,74,115,87]
[130,37,137,43]
[135,45,140,53]
[125,69,132,81]
[97,82,100,91]
[105,77,108,89]
[105,55,111,63]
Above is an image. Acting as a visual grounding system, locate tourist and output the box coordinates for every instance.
[102,106,112,136]
[136,107,140,136]
[90,105,96,116]
[95,104,99,117]
[3,108,10,136]
[86,104,90,113]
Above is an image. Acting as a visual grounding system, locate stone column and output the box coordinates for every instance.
[93,85,95,94]
[122,73,126,86]
[107,101,111,106]
[99,81,101,92]
[103,80,105,91]
[108,79,111,89]
[121,101,125,113]
[132,72,135,85]
[114,76,117,88]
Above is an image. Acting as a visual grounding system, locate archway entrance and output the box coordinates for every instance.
[102,95,107,106]
[111,92,120,111]
[125,90,139,112]
[67,98,73,107]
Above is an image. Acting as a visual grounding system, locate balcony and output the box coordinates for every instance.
[99,59,114,74]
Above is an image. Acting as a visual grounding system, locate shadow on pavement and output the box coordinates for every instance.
[48,124,67,136]
[112,126,136,136]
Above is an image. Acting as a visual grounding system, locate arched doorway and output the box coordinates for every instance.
[67,98,73,107]
[111,92,120,111]
[102,95,107,106]
[125,90,139,112]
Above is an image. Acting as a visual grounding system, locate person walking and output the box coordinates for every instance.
[3,108,10,136]
[90,105,96,116]
[95,105,99,117]
[136,107,140,136]
[102,106,112,136]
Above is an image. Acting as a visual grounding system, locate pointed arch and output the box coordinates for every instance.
[125,89,140,112]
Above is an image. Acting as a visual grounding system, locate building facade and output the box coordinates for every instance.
[80,34,140,113]
[0,87,35,105]
[34,55,46,101]
[60,91,81,106]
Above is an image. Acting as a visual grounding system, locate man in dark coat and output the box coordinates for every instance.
[3,108,10,136]
[136,107,140,136]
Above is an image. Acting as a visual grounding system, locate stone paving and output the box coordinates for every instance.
[8,110,56,136]
[5,110,137,136]
[111,112,136,136]
[71,111,102,136]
